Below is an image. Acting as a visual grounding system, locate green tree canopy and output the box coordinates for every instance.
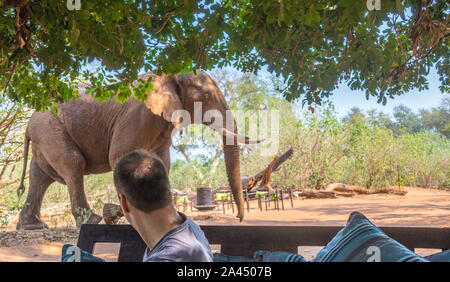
[1,0,448,111]
[341,96,450,137]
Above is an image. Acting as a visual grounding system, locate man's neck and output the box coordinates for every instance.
[132,205,183,249]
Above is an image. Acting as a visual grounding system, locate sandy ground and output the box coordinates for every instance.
[0,187,448,261]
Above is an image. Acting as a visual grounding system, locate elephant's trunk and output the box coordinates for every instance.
[222,123,245,222]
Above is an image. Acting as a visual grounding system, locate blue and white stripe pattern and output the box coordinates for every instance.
[312,211,428,262]
[253,250,307,262]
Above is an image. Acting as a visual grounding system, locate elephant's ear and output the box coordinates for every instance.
[144,74,184,127]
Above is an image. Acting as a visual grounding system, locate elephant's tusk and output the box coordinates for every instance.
[210,126,264,145]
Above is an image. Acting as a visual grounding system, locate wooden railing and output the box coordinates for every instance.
[77,224,450,261]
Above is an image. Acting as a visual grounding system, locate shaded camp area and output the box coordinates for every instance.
[0,0,448,265]
[1,187,448,261]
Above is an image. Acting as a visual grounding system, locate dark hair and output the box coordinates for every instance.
[113,149,172,213]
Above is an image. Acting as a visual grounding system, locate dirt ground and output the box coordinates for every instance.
[0,187,448,261]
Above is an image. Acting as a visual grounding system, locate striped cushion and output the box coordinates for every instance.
[61,244,104,262]
[424,250,450,262]
[213,250,307,262]
[312,211,428,262]
[213,253,254,262]
[253,250,307,262]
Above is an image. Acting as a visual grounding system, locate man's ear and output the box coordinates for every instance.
[118,193,130,214]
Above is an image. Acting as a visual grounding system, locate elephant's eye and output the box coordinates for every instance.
[190,87,202,99]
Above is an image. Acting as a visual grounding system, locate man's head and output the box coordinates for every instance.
[113,150,172,221]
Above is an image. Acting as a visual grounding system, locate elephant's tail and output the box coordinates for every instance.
[17,126,30,198]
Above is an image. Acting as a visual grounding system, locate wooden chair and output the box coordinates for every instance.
[172,193,192,212]
[257,188,294,211]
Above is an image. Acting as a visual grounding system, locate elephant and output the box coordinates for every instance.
[16,71,257,230]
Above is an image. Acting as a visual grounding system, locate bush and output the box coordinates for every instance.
[396,131,450,188]
[340,121,396,189]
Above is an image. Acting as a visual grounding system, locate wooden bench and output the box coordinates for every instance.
[77,224,450,262]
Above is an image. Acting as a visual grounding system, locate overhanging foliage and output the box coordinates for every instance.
[0,0,448,111]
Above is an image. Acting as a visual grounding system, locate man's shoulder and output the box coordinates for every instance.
[183,215,213,254]
[144,239,212,262]
[183,214,207,237]
[143,214,213,262]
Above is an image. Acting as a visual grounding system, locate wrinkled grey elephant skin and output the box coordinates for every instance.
[16,71,247,230]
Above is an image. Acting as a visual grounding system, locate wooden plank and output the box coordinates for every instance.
[289,187,294,208]
[201,225,450,256]
[118,241,147,262]
[77,224,146,262]
[245,191,250,213]
[201,225,341,257]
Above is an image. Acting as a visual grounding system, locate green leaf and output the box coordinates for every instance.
[396,0,405,20]
[305,6,321,27]
[69,20,80,45]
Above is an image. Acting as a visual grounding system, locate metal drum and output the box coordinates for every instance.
[195,187,216,211]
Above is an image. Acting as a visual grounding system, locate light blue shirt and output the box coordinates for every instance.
[142,212,213,262]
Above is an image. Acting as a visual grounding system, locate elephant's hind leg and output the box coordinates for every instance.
[48,146,103,226]
[31,126,102,227]
[17,158,55,230]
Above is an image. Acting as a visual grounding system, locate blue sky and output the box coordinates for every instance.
[221,65,447,118]
[329,68,447,117]
[254,65,447,117]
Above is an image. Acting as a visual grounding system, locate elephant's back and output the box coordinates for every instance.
[60,95,132,173]
[28,93,164,175]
